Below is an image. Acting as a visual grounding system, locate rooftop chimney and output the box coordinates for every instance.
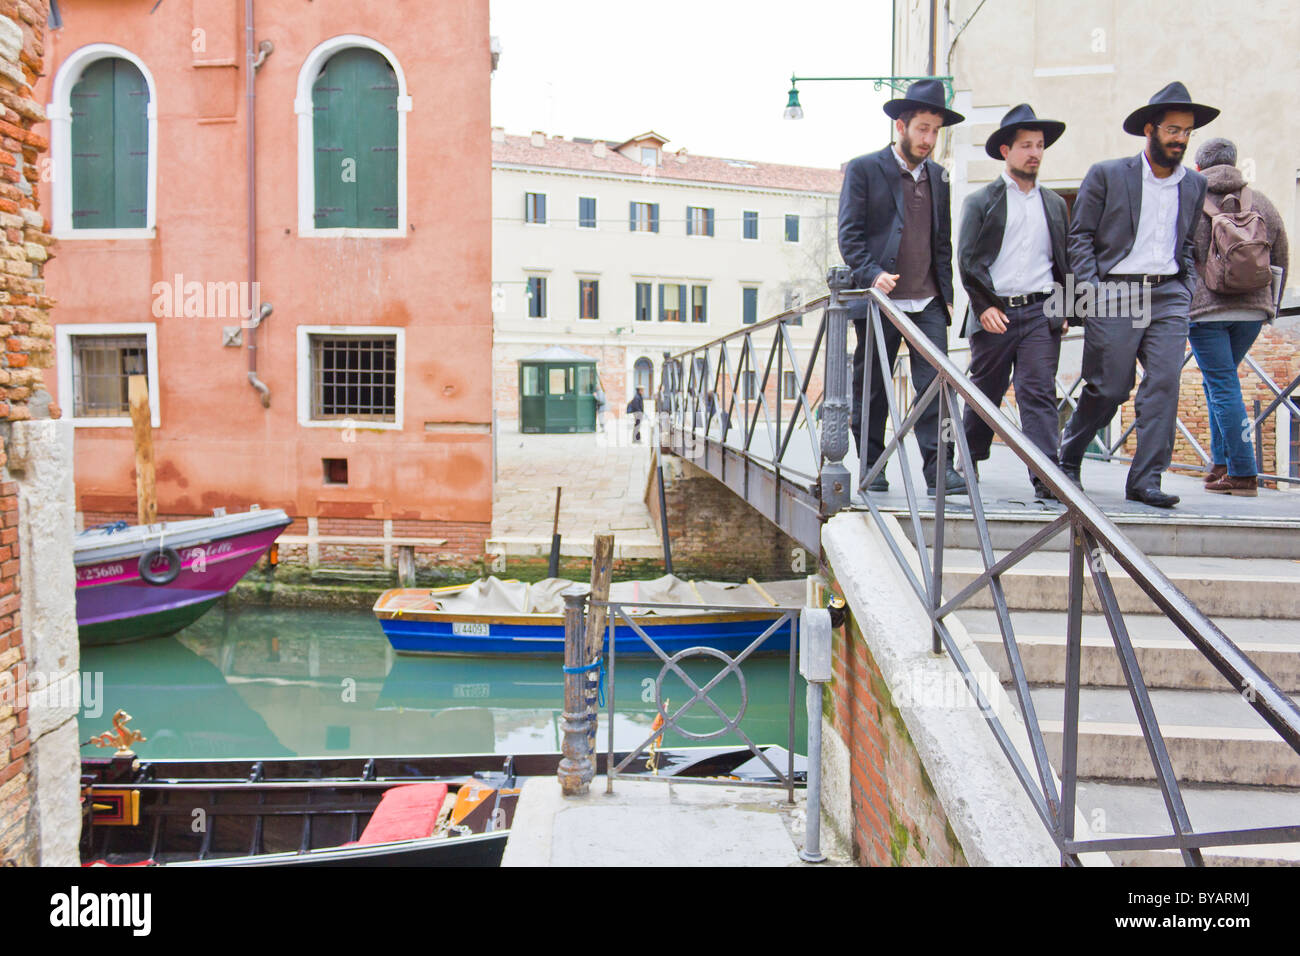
[592,141,607,158]
[530,131,545,148]
[490,127,505,143]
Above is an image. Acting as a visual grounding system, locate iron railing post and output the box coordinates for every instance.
[820,265,853,513]
[558,587,593,795]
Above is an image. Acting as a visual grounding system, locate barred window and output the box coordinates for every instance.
[310,335,397,421]
[71,334,148,417]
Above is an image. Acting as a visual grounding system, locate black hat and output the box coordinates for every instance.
[882,78,965,127]
[983,104,1065,160]
[1123,81,1219,136]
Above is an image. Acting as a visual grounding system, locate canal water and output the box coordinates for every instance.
[78,603,808,762]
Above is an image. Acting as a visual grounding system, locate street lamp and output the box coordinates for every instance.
[781,74,955,120]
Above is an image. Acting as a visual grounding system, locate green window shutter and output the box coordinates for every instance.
[650,203,659,233]
[71,57,149,229]
[314,48,398,229]
[705,208,714,236]
[629,201,636,231]
[743,288,757,324]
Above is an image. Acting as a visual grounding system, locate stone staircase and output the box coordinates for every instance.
[913,515,1300,866]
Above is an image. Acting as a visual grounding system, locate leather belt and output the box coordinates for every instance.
[1107,273,1176,286]
[1002,290,1053,308]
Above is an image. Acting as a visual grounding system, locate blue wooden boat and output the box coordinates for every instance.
[372,575,800,657]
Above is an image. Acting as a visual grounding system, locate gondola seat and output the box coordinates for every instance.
[354,783,450,845]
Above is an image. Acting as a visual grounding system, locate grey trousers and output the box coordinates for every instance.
[962,299,1063,478]
[1058,281,1191,492]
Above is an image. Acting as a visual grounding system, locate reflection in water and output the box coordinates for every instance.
[79,602,807,760]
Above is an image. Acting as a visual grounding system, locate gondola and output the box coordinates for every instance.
[80,746,785,866]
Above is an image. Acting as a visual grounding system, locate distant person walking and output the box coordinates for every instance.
[1188,137,1289,496]
[593,380,607,433]
[627,388,645,443]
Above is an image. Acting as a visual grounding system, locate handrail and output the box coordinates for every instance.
[845,278,1300,865]
[658,266,1300,865]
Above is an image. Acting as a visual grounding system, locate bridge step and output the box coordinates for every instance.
[1018,686,1300,787]
[940,550,1300,619]
[965,611,1300,692]
[899,513,1300,560]
[1075,781,1300,866]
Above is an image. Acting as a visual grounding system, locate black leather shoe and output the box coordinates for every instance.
[867,473,889,493]
[927,465,968,497]
[1126,487,1180,508]
[1031,477,1057,500]
[1058,460,1083,489]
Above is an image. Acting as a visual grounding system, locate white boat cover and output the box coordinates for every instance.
[428,575,790,617]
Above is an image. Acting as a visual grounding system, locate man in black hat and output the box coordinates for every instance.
[1057,82,1216,508]
[957,105,1071,500]
[838,78,966,497]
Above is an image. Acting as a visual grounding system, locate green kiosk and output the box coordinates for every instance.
[518,346,598,433]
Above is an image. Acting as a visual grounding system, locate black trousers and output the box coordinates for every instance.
[851,298,952,481]
[961,300,1063,479]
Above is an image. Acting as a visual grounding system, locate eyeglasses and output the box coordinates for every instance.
[1155,124,1197,140]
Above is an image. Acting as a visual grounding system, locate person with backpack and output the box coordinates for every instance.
[1189,137,1290,496]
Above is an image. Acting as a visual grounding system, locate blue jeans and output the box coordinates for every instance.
[1187,320,1264,477]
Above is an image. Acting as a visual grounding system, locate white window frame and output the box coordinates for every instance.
[742,210,760,242]
[56,322,160,428]
[524,191,548,226]
[784,212,800,243]
[577,195,598,231]
[524,273,549,320]
[295,35,412,238]
[576,275,600,321]
[48,43,159,240]
[296,325,405,430]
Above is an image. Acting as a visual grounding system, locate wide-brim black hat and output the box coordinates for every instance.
[1123,81,1219,136]
[882,78,965,127]
[984,103,1066,159]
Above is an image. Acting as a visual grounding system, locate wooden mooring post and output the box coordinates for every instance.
[129,375,156,525]
[585,534,614,767]
[557,586,592,795]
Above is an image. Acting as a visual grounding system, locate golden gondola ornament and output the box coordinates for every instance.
[84,709,147,756]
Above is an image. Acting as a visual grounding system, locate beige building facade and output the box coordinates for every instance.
[491,129,842,422]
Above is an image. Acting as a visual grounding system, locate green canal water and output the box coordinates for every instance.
[78,604,808,761]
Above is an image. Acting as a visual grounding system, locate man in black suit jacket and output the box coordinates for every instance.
[957,104,1071,500]
[1057,82,1217,509]
[838,78,964,496]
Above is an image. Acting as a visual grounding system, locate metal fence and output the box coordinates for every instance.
[658,265,1300,865]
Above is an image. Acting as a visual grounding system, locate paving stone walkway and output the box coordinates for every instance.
[492,416,659,554]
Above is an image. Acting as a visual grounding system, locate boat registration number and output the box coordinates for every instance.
[452,622,490,637]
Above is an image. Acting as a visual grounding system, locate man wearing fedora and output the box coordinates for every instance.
[1057,81,1216,508]
[838,78,966,497]
[957,104,1071,500]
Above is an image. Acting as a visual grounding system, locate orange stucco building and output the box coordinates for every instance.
[35,1,493,562]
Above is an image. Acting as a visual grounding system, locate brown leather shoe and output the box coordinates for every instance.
[1203,464,1227,485]
[1206,474,1258,496]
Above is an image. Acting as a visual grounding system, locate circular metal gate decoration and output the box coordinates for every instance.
[654,646,748,741]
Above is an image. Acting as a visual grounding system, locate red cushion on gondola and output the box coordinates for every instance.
[355,783,449,845]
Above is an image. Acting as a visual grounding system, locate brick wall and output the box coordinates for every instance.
[825,605,968,866]
[646,453,802,579]
[0,0,51,868]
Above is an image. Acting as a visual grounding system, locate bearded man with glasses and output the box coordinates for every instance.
[1057,82,1218,509]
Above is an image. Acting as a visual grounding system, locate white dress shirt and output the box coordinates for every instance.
[1111,152,1186,276]
[888,145,935,313]
[989,171,1054,297]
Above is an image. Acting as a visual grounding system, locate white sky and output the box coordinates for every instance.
[489,0,896,171]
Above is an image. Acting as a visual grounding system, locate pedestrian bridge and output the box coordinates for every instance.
[656,266,1300,866]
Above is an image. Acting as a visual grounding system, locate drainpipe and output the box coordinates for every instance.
[245,0,274,407]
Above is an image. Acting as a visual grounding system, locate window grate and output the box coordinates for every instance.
[71,335,147,417]
[310,335,397,421]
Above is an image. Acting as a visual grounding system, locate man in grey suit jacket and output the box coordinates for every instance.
[957,105,1071,500]
[838,78,965,496]
[1057,82,1217,509]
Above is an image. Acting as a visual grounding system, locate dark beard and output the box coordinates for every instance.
[1008,163,1038,183]
[1148,136,1184,169]
[898,135,927,166]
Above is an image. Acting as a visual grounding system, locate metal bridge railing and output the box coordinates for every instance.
[842,271,1300,865]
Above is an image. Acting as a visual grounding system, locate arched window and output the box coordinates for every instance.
[49,45,158,238]
[633,357,653,397]
[296,36,411,237]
